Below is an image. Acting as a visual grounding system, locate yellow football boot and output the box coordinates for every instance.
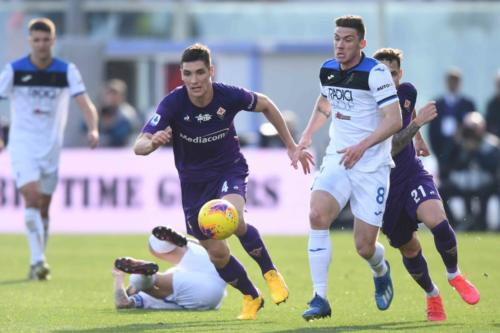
[264,269,289,304]
[237,294,264,320]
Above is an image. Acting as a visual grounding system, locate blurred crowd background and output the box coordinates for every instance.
[0,0,499,231]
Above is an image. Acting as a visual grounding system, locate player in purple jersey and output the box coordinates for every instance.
[373,48,480,321]
[133,43,313,320]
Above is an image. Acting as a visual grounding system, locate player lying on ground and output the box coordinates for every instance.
[373,48,480,321]
[113,226,226,310]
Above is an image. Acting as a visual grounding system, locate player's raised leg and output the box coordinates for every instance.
[226,193,289,305]
[418,199,480,305]
[149,227,189,266]
[302,190,337,321]
[400,234,446,321]
[201,238,264,320]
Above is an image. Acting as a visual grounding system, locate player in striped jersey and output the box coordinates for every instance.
[0,18,99,280]
[300,15,402,321]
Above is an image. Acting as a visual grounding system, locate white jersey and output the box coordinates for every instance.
[0,56,86,166]
[319,53,399,172]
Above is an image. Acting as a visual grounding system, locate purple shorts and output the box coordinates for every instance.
[382,167,441,248]
[180,168,248,240]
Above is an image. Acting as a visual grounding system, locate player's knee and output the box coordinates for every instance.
[400,246,420,258]
[356,243,375,259]
[207,247,230,267]
[24,194,40,208]
[130,274,155,291]
[40,207,49,220]
[234,219,247,237]
[309,209,330,229]
[426,214,448,229]
[399,238,421,258]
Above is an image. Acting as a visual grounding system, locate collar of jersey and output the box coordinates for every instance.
[339,52,366,74]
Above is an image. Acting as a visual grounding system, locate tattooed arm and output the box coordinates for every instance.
[391,101,437,157]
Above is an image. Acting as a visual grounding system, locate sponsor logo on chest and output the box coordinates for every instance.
[195,113,212,123]
[328,87,355,111]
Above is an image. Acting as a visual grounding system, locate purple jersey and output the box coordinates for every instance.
[390,82,422,185]
[143,83,258,182]
[382,82,442,248]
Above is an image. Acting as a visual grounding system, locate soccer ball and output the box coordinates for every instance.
[198,199,239,240]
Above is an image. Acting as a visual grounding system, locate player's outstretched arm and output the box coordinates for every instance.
[338,101,402,169]
[391,101,437,156]
[254,93,314,174]
[75,93,99,148]
[133,128,172,156]
[112,268,135,309]
[299,94,331,149]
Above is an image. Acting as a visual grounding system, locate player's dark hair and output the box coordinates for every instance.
[181,43,211,68]
[28,18,56,36]
[335,15,365,40]
[373,48,403,68]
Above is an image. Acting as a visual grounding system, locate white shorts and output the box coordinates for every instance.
[134,242,226,310]
[11,162,58,194]
[312,154,390,227]
[132,271,226,310]
[166,268,226,310]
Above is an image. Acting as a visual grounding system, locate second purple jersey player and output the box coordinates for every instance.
[134,43,313,320]
[382,81,441,247]
[374,48,480,322]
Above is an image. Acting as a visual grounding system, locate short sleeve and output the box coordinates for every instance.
[319,81,328,98]
[67,63,86,97]
[399,82,417,110]
[0,64,14,99]
[232,86,257,111]
[142,96,174,134]
[368,63,398,108]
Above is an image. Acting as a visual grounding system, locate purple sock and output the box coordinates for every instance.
[238,224,275,274]
[403,251,435,293]
[216,256,259,298]
[431,220,458,274]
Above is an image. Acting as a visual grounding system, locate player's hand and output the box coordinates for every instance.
[289,145,315,174]
[414,137,431,157]
[87,129,99,149]
[414,101,437,127]
[151,127,172,149]
[337,141,368,169]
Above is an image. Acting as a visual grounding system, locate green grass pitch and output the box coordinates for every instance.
[0,231,499,333]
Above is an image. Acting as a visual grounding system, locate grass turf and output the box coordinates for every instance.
[0,231,498,333]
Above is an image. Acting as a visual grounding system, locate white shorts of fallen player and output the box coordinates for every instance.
[132,243,227,310]
[312,154,390,227]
